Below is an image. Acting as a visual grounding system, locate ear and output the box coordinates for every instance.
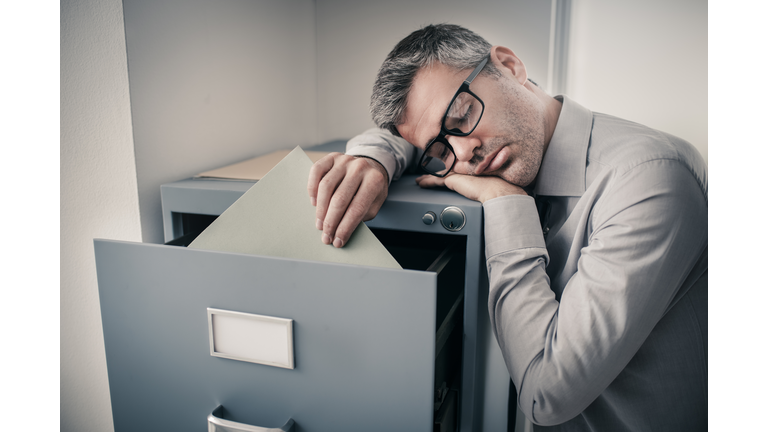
[490,46,528,85]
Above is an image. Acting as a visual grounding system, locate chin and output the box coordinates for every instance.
[497,160,536,188]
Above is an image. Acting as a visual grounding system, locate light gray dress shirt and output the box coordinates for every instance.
[347,96,708,431]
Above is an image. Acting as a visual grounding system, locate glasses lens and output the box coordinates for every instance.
[420,139,455,176]
[443,91,483,134]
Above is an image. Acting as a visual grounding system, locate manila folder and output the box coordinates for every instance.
[188,146,401,269]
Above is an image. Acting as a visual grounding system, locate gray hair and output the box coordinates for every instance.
[370,24,501,136]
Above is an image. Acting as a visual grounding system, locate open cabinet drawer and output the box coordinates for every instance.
[95,232,465,432]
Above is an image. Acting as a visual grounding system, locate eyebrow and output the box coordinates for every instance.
[427,93,455,144]
[421,120,444,148]
[408,105,445,148]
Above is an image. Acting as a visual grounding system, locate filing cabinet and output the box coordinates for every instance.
[96,157,512,431]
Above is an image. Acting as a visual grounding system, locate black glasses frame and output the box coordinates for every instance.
[418,55,489,177]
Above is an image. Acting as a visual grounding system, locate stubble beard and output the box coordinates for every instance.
[484,82,546,188]
[471,127,544,189]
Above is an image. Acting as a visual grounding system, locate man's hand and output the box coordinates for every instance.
[415,173,527,203]
[308,153,389,248]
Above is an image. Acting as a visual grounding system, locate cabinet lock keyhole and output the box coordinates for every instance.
[440,206,466,232]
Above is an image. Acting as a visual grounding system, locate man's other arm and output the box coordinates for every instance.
[485,160,707,425]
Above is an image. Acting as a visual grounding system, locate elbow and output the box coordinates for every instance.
[519,394,584,427]
[517,378,591,426]
[513,349,605,426]
[530,407,581,427]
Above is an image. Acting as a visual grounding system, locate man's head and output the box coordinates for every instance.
[370,24,557,188]
[370,24,500,134]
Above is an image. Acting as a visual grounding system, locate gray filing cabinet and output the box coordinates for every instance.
[95,154,512,431]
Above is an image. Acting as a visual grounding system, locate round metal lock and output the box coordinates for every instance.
[440,206,466,232]
[422,211,436,225]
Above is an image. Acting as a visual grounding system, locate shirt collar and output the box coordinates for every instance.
[533,95,592,197]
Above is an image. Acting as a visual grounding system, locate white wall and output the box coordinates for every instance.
[567,0,708,163]
[61,0,141,431]
[122,0,318,243]
[315,0,554,143]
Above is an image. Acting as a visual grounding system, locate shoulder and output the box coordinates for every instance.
[587,113,707,198]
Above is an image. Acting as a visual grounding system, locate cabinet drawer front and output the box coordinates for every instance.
[95,240,438,432]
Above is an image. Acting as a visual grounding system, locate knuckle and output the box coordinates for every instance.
[370,170,387,186]
[313,155,332,171]
[335,228,350,242]
[333,152,352,164]
[347,162,363,176]
[329,193,350,210]
[325,152,342,162]
[322,219,336,232]
[318,175,334,189]
[363,202,382,221]
[348,158,368,174]
[347,201,368,218]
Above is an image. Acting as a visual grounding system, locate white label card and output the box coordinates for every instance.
[208,308,294,369]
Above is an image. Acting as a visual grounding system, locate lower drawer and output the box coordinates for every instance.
[95,231,464,432]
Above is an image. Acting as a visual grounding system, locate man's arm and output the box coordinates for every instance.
[307,128,414,247]
[345,128,418,184]
[485,160,707,425]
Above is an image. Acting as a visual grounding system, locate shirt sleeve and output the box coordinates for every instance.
[484,159,708,426]
[345,128,418,184]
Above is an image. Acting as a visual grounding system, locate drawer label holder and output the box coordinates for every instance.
[207,307,295,369]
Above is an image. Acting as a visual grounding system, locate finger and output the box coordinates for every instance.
[314,160,349,233]
[415,174,447,189]
[321,169,366,245]
[442,174,515,203]
[331,171,387,247]
[444,173,485,197]
[441,174,468,193]
[421,172,481,201]
[307,153,341,206]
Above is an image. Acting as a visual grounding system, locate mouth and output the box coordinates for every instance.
[475,146,510,176]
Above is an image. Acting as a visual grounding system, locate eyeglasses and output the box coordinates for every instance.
[417,55,489,177]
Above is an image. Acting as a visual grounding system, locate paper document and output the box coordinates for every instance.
[195,149,330,181]
[188,147,401,269]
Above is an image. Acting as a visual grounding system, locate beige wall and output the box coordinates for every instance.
[314,0,554,143]
[568,0,708,163]
[123,0,318,244]
[61,0,140,430]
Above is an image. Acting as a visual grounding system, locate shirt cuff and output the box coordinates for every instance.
[345,146,397,185]
[483,194,546,258]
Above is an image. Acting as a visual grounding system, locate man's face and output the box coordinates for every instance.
[397,62,547,187]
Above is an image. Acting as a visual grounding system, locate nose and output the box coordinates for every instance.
[447,134,481,163]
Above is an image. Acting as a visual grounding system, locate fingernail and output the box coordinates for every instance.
[316,219,323,230]
[322,233,330,244]
[310,197,316,206]
[333,237,343,248]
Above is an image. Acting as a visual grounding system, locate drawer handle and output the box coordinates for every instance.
[208,405,295,432]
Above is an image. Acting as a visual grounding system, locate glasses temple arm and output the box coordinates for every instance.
[464,56,490,84]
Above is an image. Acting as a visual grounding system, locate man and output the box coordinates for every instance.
[308,24,707,431]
